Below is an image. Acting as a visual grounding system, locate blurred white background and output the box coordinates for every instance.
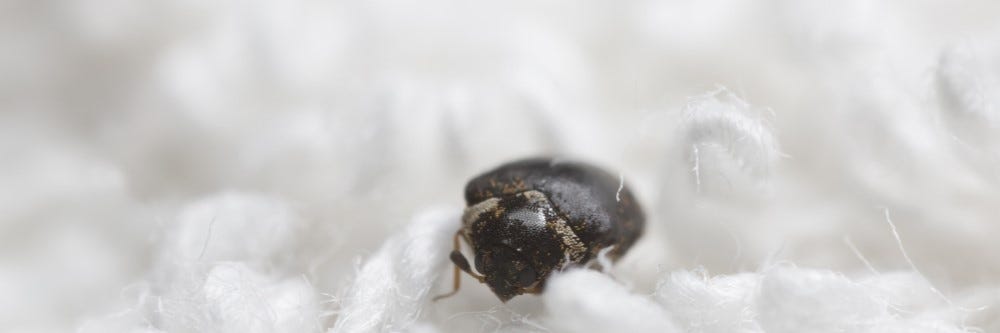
[2,0,1000,332]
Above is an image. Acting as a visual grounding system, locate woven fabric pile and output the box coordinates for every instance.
[3,0,1000,332]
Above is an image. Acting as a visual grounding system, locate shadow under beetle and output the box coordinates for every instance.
[435,157,645,302]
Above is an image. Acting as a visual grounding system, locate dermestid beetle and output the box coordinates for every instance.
[434,158,645,302]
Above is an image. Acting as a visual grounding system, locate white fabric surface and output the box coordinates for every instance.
[3,0,1000,332]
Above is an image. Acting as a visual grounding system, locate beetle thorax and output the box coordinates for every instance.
[462,190,587,260]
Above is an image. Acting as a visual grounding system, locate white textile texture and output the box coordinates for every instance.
[2,0,1000,332]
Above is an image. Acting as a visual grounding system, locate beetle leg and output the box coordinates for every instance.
[520,280,544,295]
[432,262,463,301]
[433,231,484,301]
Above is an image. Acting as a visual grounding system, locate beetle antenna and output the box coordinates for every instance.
[433,232,485,301]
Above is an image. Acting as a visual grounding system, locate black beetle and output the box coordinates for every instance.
[435,158,645,302]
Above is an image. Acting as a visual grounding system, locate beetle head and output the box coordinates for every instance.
[464,190,567,301]
[475,244,539,302]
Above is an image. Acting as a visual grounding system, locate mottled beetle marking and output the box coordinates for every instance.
[462,197,500,228]
[434,158,645,302]
[521,190,587,261]
[548,216,587,261]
